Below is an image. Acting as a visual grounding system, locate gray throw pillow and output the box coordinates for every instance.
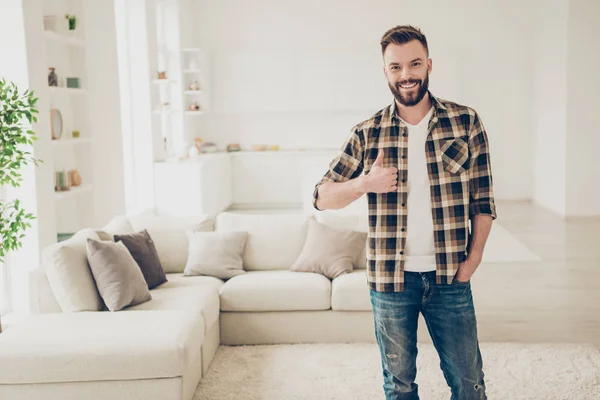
[290,218,367,279]
[184,230,248,279]
[86,238,152,311]
[114,229,167,289]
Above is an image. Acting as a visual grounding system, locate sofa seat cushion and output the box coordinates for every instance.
[331,270,372,311]
[126,274,223,331]
[0,311,205,384]
[219,271,331,311]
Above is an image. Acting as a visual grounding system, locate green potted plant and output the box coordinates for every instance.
[65,14,77,31]
[0,78,41,333]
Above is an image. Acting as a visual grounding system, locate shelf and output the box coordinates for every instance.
[51,137,92,147]
[54,184,93,200]
[182,69,201,73]
[48,87,87,95]
[181,48,201,52]
[183,90,202,95]
[153,109,180,115]
[184,111,204,116]
[44,31,84,47]
[151,79,177,85]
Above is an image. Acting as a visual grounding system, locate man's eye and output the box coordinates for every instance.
[412,63,420,67]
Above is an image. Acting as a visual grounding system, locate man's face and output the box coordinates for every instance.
[383,40,432,107]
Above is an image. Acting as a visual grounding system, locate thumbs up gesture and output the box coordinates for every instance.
[366,149,398,193]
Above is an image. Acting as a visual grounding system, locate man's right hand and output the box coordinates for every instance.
[364,149,398,193]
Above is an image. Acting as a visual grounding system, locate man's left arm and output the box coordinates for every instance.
[458,111,498,279]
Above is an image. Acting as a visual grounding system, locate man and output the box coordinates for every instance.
[312,25,496,400]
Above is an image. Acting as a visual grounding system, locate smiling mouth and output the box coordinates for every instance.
[399,82,418,89]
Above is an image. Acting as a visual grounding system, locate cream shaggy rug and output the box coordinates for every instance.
[194,342,600,400]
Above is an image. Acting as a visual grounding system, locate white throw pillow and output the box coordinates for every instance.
[184,231,248,280]
[43,229,104,312]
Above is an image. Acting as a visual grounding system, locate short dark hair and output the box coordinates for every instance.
[380,25,428,56]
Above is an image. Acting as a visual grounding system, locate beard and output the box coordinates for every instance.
[388,73,429,107]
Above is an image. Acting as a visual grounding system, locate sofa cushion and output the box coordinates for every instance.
[127,273,223,331]
[216,212,311,271]
[314,211,369,269]
[86,239,152,312]
[331,270,371,311]
[0,311,205,384]
[114,229,167,289]
[127,215,215,273]
[184,230,248,279]
[219,270,331,311]
[291,218,367,279]
[42,229,104,313]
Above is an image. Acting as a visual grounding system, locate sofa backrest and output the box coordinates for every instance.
[125,214,214,273]
[216,211,312,271]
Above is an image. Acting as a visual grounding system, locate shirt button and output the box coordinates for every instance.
[402,133,407,137]
[402,155,406,159]
[401,179,406,183]
[402,203,406,207]
[399,251,404,255]
[401,228,405,232]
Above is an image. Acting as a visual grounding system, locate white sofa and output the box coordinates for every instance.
[0,210,376,400]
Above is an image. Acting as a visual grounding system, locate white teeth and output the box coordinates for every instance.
[400,82,417,89]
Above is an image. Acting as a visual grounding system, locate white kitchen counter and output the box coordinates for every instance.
[153,148,341,216]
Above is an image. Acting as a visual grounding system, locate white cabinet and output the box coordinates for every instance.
[154,154,232,217]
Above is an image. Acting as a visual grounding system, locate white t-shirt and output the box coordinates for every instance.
[401,106,436,272]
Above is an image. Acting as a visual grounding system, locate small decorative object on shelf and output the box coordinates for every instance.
[188,80,201,91]
[71,129,80,138]
[193,137,203,150]
[65,14,77,31]
[269,145,280,151]
[55,170,71,191]
[48,67,58,87]
[66,77,81,89]
[226,143,241,152]
[157,71,167,80]
[44,15,58,31]
[69,169,82,186]
[199,142,218,153]
[251,144,268,152]
[50,108,63,140]
[188,144,200,158]
[188,102,201,111]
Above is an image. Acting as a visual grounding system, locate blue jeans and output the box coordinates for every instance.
[369,271,487,400]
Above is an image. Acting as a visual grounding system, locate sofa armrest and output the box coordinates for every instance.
[28,267,62,314]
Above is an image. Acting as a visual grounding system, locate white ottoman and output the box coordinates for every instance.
[0,310,205,400]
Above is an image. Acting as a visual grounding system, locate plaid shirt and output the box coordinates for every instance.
[313,91,497,292]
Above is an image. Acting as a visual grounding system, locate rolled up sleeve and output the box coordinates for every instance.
[312,128,365,211]
[468,111,497,220]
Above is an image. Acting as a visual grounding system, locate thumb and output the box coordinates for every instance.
[373,149,384,167]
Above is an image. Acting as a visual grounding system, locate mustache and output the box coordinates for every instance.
[397,79,421,87]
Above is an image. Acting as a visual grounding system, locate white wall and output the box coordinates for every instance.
[532,0,569,216]
[186,0,534,201]
[85,0,126,226]
[566,0,600,216]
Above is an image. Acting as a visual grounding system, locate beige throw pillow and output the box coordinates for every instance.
[184,230,248,279]
[291,218,367,279]
[86,238,152,312]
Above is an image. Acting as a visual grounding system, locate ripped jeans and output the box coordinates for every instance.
[369,271,487,400]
